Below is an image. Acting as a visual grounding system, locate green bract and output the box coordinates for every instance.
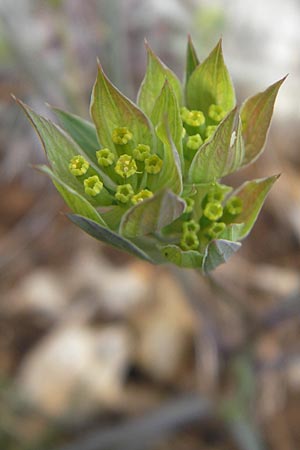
[17,38,285,272]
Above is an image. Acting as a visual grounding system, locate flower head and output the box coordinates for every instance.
[20,37,283,271]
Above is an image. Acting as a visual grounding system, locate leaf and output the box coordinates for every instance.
[90,64,154,152]
[186,39,235,115]
[231,175,279,239]
[68,214,154,262]
[240,77,286,166]
[150,80,184,164]
[38,165,107,226]
[52,107,99,159]
[120,189,185,238]
[160,244,203,268]
[17,99,116,194]
[147,118,183,194]
[202,239,241,273]
[188,109,238,183]
[18,99,116,202]
[185,34,200,91]
[219,223,245,241]
[99,205,128,231]
[137,41,183,117]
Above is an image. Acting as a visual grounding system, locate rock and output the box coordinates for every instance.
[6,269,67,319]
[133,272,195,383]
[17,325,133,420]
[249,265,299,297]
[286,357,300,391]
[66,249,152,317]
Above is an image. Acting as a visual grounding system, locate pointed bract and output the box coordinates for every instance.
[38,165,107,226]
[90,64,154,152]
[231,175,280,238]
[240,77,286,166]
[69,214,154,262]
[52,107,99,159]
[137,42,183,116]
[185,35,200,92]
[202,239,241,273]
[188,108,237,183]
[120,189,185,238]
[151,80,184,164]
[18,38,282,271]
[186,39,236,115]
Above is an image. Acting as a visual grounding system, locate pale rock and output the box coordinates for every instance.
[286,358,300,390]
[250,265,299,297]
[133,273,195,382]
[7,269,67,318]
[17,325,132,420]
[66,249,152,316]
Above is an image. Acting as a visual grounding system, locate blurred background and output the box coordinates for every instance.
[1,0,300,449]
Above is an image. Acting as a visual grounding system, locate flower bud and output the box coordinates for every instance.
[225,196,243,216]
[184,110,205,127]
[133,144,151,161]
[84,175,103,197]
[96,148,115,167]
[183,220,200,233]
[112,127,133,145]
[145,154,163,174]
[203,201,223,221]
[131,189,153,204]
[180,231,199,251]
[115,184,134,203]
[208,104,227,122]
[203,222,226,239]
[186,134,203,151]
[69,155,89,176]
[114,154,137,179]
[205,125,218,140]
[184,197,194,214]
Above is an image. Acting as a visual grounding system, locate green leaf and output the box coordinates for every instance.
[99,205,128,231]
[231,175,279,239]
[219,223,245,241]
[38,165,107,226]
[186,39,235,115]
[185,35,200,91]
[147,118,183,194]
[52,107,99,159]
[68,214,153,262]
[17,99,115,193]
[188,108,241,183]
[240,77,286,166]
[120,189,185,238]
[150,80,184,164]
[202,239,241,273]
[17,99,116,197]
[160,244,203,268]
[90,64,154,152]
[137,42,183,117]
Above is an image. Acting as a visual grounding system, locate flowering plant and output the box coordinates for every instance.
[18,38,284,272]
